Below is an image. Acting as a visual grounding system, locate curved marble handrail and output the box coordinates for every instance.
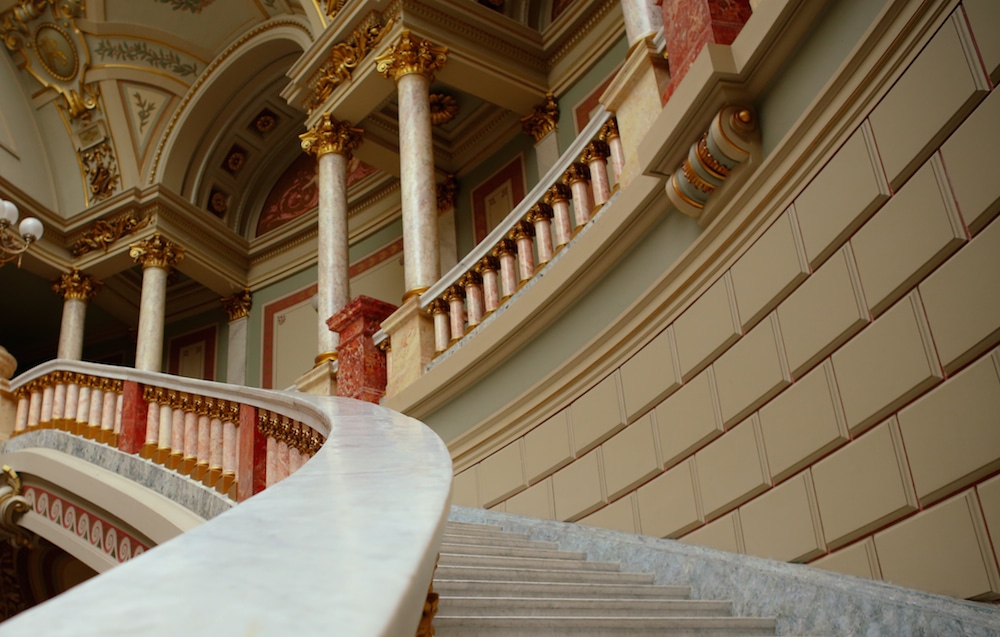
[1,362,453,636]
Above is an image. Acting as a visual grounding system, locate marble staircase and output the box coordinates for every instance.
[434,521,778,636]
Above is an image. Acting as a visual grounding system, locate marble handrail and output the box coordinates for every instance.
[2,361,453,636]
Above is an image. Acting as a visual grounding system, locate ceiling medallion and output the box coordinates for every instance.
[250,109,279,135]
[223,145,247,175]
[429,93,458,126]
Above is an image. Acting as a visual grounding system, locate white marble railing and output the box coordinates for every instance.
[420,108,623,355]
[2,360,452,635]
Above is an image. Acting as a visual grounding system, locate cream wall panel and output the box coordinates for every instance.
[811,538,883,581]
[940,83,1000,234]
[812,419,918,550]
[920,217,1000,373]
[681,510,743,554]
[580,494,638,533]
[478,440,526,507]
[960,0,1000,82]
[636,459,702,538]
[740,471,826,563]
[570,373,625,454]
[832,292,942,434]
[976,474,1000,554]
[897,353,1000,505]
[851,156,966,317]
[777,246,869,379]
[875,491,1000,600]
[619,327,681,421]
[524,409,574,484]
[505,478,555,519]
[452,466,480,507]
[713,314,790,427]
[794,124,889,268]
[673,274,741,380]
[655,368,723,469]
[695,416,770,520]
[731,209,810,330]
[552,448,605,521]
[601,414,661,500]
[868,12,988,189]
[759,361,849,483]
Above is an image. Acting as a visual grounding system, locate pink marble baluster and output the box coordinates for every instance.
[52,377,66,429]
[288,445,302,475]
[600,118,625,184]
[100,385,117,443]
[494,239,518,299]
[444,285,466,342]
[41,384,54,429]
[582,140,612,206]
[564,163,593,227]
[157,401,173,466]
[27,388,41,429]
[196,407,211,481]
[265,434,278,488]
[221,417,236,486]
[169,397,185,470]
[510,221,536,282]
[183,408,198,475]
[113,391,124,440]
[527,203,555,265]
[87,386,104,439]
[544,184,573,248]
[75,384,90,435]
[64,379,80,431]
[14,393,28,433]
[207,412,223,487]
[475,256,501,314]
[144,401,160,457]
[461,272,484,328]
[430,298,450,353]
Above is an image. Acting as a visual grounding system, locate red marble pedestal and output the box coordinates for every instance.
[660,0,752,100]
[327,295,398,404]
[237,403,266,502]
[117,381,148,454]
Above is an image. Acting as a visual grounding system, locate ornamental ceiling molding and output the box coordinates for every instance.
[148,18,312,184]
[70,210,153,256]
[545,0,619,67]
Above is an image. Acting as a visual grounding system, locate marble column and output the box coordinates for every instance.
[327,295,398,403]
[660,0,752,97]
[52,269,102,360]
[0,346,16,441]
[520,93,560,180]
[300,113,364,367]
[376,30,448,301]
[623,0,662,44]
[129,234,184,373]
[221,289,252,385]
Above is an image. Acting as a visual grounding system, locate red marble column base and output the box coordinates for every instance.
[236,404,266,502]
[327,295,399,404]
[660,0,752,100]
[117,381,147,454]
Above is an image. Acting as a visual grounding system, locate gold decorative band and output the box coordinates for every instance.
[671,173,704,210]
[314,351,338,366]
[402,287,429,304]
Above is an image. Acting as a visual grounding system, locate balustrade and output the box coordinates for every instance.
[10,363,326,501]
[420,110,622,357]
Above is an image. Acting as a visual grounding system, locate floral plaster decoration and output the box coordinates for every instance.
[155,0,218,12]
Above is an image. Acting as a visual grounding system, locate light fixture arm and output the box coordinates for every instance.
[0,199,43,268]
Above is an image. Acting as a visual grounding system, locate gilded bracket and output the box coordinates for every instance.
[0,466,32,549]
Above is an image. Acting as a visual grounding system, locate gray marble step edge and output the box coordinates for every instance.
[448,505,1000,636]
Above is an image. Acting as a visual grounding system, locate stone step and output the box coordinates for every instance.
[434,579,691,600]
[438,597,733,618]
[441,532,559,550]
[435,565,654,585]
[445,521,505,534]
[439,553,618,572]
[433,615,777,636]
[440,541,587,561]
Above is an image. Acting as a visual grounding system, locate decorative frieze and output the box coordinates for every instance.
[306,10,394,113]
[71,212,152,256]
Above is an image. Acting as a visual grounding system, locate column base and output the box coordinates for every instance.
[217,472,236,497]
[139,442,157,460]
[181,456,197,476]
[294,360,338,396]
[203,466,223,488]
[193,462,210,481]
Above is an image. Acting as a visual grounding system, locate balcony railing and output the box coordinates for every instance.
[420,107,623,358]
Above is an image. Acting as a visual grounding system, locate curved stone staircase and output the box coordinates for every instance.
[434,521,777,636]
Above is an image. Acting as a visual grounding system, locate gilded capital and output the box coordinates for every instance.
[436,174,457,212]
[580,140,611,164]
[375,30,448,82]
[474,255,499,274]
[563,162,591,185]
[520,93,559,142]
[543,182,571,205]
[221,288,253,321]
[598,118,620,142]
[509,220,535,242]
[300,113,364,158]
[442,284,466,303]
[526,202,554,223]
[52,268,102,302]
[129,233,185,270]
[493,237,517,258]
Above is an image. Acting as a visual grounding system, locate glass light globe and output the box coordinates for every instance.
[0,200,17,227]
[18,216,43,241]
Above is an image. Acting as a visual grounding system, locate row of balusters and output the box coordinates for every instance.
[12,372,325,499]
[427,116,624,353]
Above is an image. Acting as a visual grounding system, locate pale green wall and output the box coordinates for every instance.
[161,308,230,381]
[555,36,628,154]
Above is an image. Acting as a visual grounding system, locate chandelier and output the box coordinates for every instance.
[0,199,43,267]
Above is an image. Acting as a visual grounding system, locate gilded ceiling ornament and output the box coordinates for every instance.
[519,92,559,142]
[300,113,364,158]
[375,30,448,82]
[81,141,120,202]
[320,0,346,19]
[0,466,32,549]
[71,211,152,256]
[436,174,457,212]
[52,268,102,302]
[221,288,253,321]
[429,93,458,126]
[306,11,393,113]
[129,233,185,270]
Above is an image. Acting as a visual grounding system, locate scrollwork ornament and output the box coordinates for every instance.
[0,466,32,549]
[71,212,152,256]
[81,140,120,202]
[374,30,448,82]
[306,10,393,112]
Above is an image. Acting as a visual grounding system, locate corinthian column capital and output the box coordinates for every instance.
[300,113,365,158]
[221,288,253,322]
[129,233,185,270]
[374,30,448,82]
[52,268,102,302]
